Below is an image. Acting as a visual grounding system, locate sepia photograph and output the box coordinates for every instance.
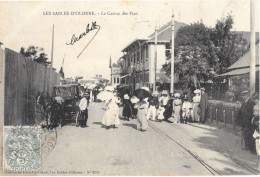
[0,0,259,176]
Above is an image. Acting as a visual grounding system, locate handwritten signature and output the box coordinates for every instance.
[66,21,101,58]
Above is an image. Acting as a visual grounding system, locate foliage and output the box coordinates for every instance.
[210,14,249,73]
[163,13,249,90]
[20,46,51,66]
[223,74,249,102]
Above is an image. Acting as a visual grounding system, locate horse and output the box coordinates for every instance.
[36,92,62,129]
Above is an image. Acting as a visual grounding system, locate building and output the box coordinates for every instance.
[119,21,186,91]
[111,63,122,87]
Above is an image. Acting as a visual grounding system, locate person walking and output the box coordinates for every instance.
[182,95,193,123]
[163,94,174,122]
[147,92,159,121]
[122,94,132,121]
[101,89,120,130]
[135,99,149,132]
[173,93,182,123]
[192,89,201,122]
[199,87,208,124]
[237,90,256,153]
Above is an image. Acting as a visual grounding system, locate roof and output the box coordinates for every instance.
[121,38,148,52]
[148,21,187,42]
[228,43,259,70]
[218,66,259,76]
[121,21,187,52]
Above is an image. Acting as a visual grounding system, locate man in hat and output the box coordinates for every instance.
[237,90,256,153]
[77,93,89,128]
[147,92,159,121]
[199,87,208,124]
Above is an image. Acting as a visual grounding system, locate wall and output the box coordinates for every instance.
[4,48,60,126]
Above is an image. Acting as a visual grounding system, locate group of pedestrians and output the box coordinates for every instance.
[119,87,209,132]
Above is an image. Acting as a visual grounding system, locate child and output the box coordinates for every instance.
[182,96,193,124]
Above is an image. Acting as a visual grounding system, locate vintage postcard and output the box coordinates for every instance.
[0,0,259,176]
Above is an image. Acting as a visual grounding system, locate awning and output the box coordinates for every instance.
[120,73,131,79]
[217,66,259,77]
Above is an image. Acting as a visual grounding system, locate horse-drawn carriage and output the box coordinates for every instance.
[37,84,84,129]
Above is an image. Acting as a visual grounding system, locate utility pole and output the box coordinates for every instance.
[153,23,158,92]
[250,0,256,97]
[49,24,54,93]
[170,10,175,94]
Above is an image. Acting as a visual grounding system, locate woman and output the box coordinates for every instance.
[158,90,169,121]
[101,91,120,130]
[122,94,132,121]
[147,92,159,121]
[192,89,201,122]
[135,99,149,132]
[173,93,182,123]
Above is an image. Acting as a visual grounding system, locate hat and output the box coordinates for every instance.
[174,93,181,98]
[161,90,168,95]
[200,87,206,91]
[241,90,249,94]
[124,94,130,99]
[194,89,200,94]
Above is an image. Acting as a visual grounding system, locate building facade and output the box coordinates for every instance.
[111,65,122,87]
[119,21,186,91]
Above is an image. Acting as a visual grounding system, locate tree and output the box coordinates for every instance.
[163,14,249,90]
[163,21,218,89]
[20,46,51,66]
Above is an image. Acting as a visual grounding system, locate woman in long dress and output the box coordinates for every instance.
[173,93,182,123]
[192,90,201,122]
[135,99,149,131]
[102,93,120,129]
[122,94,132,121]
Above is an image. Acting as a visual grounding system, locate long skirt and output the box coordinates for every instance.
[147,106,157,120]
[137,108,148,130]
[157,106,165,120]
[123,103,132,118]
[192,103,200,122]
[174,105,181,123]
[102,108,120,126]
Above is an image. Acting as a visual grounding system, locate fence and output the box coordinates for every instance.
[3,48,60,126]
[206,100,241,130]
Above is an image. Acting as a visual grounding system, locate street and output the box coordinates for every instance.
[41,102,259,176]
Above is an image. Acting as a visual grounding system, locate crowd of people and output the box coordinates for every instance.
[98,86,209,132]
[80,85,259,156]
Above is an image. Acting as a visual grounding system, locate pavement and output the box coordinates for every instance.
[41,102,260,175]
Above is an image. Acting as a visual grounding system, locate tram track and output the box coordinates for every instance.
[148,121,220,175]
[168,122,259,175]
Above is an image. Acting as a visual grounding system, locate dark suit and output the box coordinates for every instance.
[237,98,256,151]
[199,92,208,123]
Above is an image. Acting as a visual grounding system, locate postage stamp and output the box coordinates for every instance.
[3,126,41,173]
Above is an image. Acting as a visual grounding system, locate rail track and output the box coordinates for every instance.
[148,121,259,175]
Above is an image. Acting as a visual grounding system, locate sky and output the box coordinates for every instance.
[0,0,259,80]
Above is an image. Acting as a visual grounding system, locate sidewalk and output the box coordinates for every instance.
[167,118,259,173]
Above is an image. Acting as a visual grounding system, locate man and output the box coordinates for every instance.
[147,92,159,121]
[237,90,256,153]
[78,93,89,128]
[199,87,208,124]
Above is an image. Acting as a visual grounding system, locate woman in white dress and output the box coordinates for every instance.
[192,89,201,122]
[101,91,120,130]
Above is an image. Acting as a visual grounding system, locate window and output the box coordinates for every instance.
[114,77,116,84]
[146,45,149,61]
[117,77,119,83]
[137,51,140,63]
[134,54,136,64]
